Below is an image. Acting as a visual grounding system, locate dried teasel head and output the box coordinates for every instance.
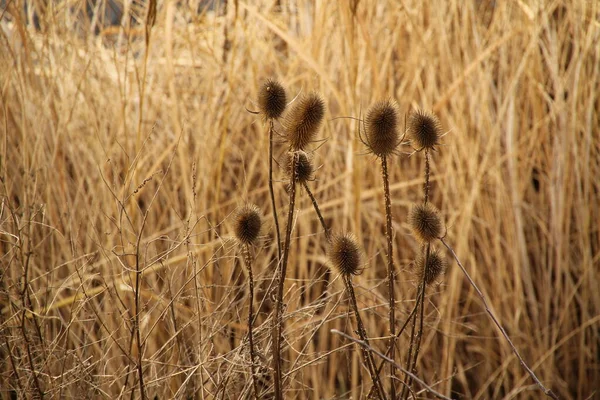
[234,204,262,245]
[285,92,325,150]
[364,100,400,157]
[408,203,443,243]
[415,248,447,285]
[328,233,362,277]
[407,110,442,150]
[258,79,287,120]
[281,150,314,184]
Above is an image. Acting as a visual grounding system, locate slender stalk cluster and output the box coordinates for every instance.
[328,233,386,400]
[362,99,401,397]
[234,204,263,399]
[272,89,326,400]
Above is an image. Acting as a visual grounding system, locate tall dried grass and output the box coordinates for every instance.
[1,0,598,398]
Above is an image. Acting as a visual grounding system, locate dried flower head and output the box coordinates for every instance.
[364,100,400,157]
[409,203,443,243]
[258,79,287,120]
[328,233,362,277]
[285,92,325,150]
[407,110,442,150]
[234,204,262,245]
[415,248,447,285]
[282,150,314,184]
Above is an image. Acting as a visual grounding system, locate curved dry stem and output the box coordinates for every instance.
[302,181,331,242]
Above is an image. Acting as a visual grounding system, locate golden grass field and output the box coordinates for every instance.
[1,0,599,398]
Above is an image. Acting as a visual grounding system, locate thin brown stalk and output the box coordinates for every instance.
[381,155,397,397]
[241,244,259,399]
[370,288,424,399]
[440,238,560,400]
[268,119,283,260]
[302,181,331,242]
[401,150,431,400]
[343,276,386,400]
[404,244,430,395]
[272,151,298,400]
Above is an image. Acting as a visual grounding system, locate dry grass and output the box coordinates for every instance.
[1,0,599,398]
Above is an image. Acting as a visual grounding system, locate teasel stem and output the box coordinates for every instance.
[440,238,560,400]
[343,276,387,400]
[381,155,397,397]
[302,181,331,242]
[241,244,259,399]
[424,150,431,205]
[369,288,424,399]
[268,119,282,261]
[401,149,432,400]
[403,244,430,397]
[272,151,298,400]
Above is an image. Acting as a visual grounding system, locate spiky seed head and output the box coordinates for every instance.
[285,92,325,150]
[258,79,287,120]
[409,203,443,243]
[234,204,262,245]
[328,233,361,277]
[415,248,447,285]
[282,150,314,184]
[407,110,442,150]
[365,100,400,157]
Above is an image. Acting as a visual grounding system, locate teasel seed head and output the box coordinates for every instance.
[415,248,447,285]
[234,204,262,245]
[258,79,287,120]
[409,203,443,243]
[407,110,442,150]
[282,150,314,184]
[364,100,400,157]
[328,233,361,277]
[285,92,325,150]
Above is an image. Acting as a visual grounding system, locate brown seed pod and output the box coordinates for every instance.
[364,100,400,157]
[415,248,447,285]
[285,92,325,150]
[281,150,314,184]
[328,233,362,277]
[407,110,442,150]
[258,79,287,120]
[409,203,443,243]
[234,204,262,245]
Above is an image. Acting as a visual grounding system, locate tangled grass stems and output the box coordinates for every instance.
[331,329,452,400]
[439,238,560,400]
